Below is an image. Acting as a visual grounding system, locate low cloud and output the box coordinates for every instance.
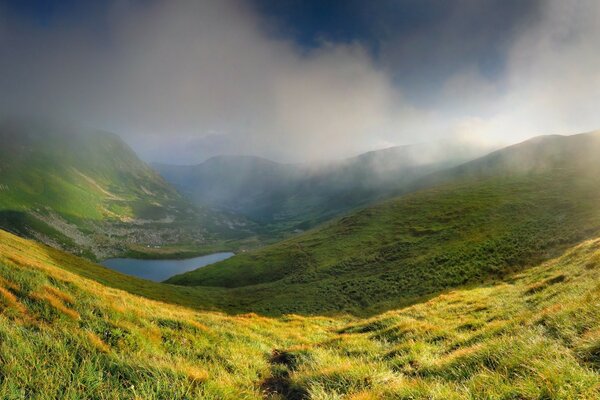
[0,0,599,164]
[436,0,600,145]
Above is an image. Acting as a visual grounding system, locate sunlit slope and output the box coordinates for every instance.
[260,236,600,399]
[0,119,178,219]
[0,228,339,399]
[2,229,600,398]
[418,130,600,185]
[167,132,600,314]
[0,118,252,259]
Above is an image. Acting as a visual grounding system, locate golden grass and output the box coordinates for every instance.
[43,285,75,304]
[0,286,26,315]
[86,331,110,353]
[30,290,80,320]
[179,364,210,384]
[348,391,380,400]
[1,229,600,398]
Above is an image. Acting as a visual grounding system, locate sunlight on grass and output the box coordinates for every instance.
[1,228,600,398]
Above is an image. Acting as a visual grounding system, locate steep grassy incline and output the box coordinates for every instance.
[2,228,600,398]
[0,119,176,219]
[0,118,253,259]
[166,132,600,315]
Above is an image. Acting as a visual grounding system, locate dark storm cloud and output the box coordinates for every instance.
[0,0,598,164]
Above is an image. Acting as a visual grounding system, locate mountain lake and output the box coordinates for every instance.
[101,252,235,282]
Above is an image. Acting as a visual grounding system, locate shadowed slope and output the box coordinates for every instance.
[155,140,488,234]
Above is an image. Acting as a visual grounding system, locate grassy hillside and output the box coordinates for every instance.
[155,140,488,234]
[166,132,600,315]
[0,118,254,259]
[417,131,600,186]
[2,228,600,398]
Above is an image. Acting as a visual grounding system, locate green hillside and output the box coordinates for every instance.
[0,118,254,260]
[2,226,600,398]
[166,132,600,315]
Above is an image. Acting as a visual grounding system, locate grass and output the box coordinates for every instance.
[2,227,600,398]
[0,119,257,259]
[260,236,600,399]
[2,128,600,397]
[0,229,340,399]
[166,167,600,315]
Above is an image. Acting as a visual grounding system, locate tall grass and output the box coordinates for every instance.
[1,228,600,398]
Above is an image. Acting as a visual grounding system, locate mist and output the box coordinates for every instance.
[0,0,599,164]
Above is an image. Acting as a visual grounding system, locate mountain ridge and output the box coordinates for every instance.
[155,139,493,234]
[0,118,255,259]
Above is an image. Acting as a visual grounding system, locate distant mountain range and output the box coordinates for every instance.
[155,139,493,233]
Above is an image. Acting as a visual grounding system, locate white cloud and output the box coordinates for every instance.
[444,0,600,145]
[1,0,599,163]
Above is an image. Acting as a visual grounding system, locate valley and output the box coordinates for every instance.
[1,216,600,398]
[2,122,600,398]
[155,140,490,235]
[166,131,600,315]
[2,2,598,398]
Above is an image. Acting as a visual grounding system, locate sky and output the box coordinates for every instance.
[0,0,599,164]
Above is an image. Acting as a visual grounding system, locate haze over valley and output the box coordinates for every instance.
[1,1,600,399]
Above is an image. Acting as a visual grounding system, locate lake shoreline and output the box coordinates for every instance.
[101,252,235,282]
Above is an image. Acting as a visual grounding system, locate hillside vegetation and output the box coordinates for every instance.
[0,118,254,259]
[2,228,600,398]
[167,132,600,315]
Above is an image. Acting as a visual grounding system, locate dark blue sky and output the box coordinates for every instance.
[252,0,541,103]
[2,0,102,25]
[3,0,540,101]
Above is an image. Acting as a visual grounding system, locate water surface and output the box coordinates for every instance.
[101,252,234,282]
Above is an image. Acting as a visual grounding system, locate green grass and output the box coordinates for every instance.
[166,168,600,315]
[2,227,600,398]
[3,127,600,397]
[0,119,257,259]
[162,132,600,315]
[0,229,339,399]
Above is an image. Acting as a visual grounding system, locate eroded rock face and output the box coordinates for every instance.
[23,209,212,260]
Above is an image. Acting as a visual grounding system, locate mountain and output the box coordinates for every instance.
[1,224,600,398]
[0,118,253,259]
[155,155,302,228]
[419,131,600,184]
[3,128,600,398]
[166,131,600,314]
[155,140,490,234]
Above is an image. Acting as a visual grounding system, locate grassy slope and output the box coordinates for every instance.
[167,174,600,314]
[0,229,339,399]
[166,132,600,315]
[2,228,600,398]
[0,118,254,258]
[0,119,177,220]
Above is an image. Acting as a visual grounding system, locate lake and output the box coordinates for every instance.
[100,252,235,282]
